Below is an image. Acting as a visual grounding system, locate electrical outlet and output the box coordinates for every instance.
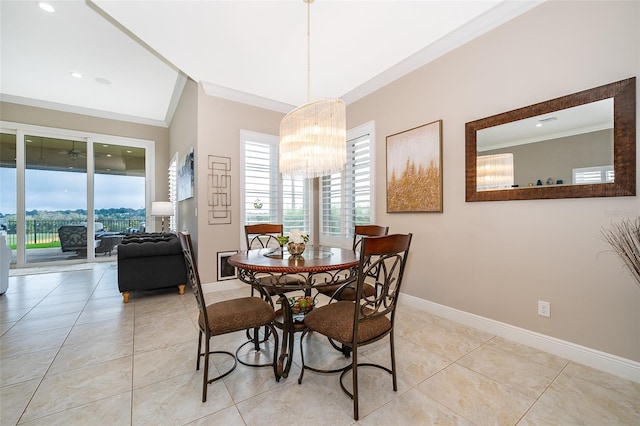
[538,300,550,317]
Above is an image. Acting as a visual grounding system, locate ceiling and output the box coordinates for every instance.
[0,0,543,127]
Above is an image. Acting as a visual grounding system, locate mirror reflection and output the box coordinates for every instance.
[476,99,614,191]
[465,77,635,202]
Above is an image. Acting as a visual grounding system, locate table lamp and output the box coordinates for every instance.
[150,201,173,232]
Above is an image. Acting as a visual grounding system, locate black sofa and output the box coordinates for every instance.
[117,233,187,303]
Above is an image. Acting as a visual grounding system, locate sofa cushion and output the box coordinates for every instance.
[118,233,182,259]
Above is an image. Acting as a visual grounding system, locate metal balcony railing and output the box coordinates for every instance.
[1,219,145,247]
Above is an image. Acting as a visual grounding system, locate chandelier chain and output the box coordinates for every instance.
[306,0,311,103]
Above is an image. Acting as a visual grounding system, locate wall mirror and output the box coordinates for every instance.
[465,77,636,201]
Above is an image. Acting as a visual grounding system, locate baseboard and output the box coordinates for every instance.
[399,293,640,384]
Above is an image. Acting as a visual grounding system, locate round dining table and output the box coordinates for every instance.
[228,245,359,378]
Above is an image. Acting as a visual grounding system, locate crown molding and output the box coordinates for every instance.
[0,94,169,128]
[200,81,294,114]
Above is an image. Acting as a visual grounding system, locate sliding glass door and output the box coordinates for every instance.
[24,135,88,264]
[1,122,152,267]
[0,133,17,265]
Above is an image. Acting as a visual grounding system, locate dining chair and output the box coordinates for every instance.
[298,233,412,420]
[317,224,389,301]
[244,223,283,249]
[244,223,304,294]
[178,232,279,402]
[244,223,305,371]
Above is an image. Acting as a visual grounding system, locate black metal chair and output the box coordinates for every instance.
[244,223,304,294]
[298,233,412,420]
[178,232,279,401]
[316,225,389,301]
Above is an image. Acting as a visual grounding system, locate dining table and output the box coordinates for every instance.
[227,245,359,379]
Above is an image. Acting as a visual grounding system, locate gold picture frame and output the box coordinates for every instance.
[386,120,443,213]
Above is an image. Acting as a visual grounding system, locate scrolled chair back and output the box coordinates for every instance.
[353,233,412,330]
[244,223,283,249]
[352,224,389,252]
[178,232,208,326]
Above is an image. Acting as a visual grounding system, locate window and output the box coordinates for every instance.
[168,153,178,231]
[573,165,614,184]
[240,131,311,245]
[320,122,375,247]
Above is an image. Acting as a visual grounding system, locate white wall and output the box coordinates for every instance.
[347,0,639,361]
[169,79,198,245]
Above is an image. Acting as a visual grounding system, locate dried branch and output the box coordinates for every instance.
[601,217,640,288]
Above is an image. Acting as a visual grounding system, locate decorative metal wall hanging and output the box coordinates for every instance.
[208,155,231,225]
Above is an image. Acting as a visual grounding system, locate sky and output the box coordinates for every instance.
[0,168,145,214]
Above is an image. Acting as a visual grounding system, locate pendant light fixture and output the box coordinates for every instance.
[279,0,346,179]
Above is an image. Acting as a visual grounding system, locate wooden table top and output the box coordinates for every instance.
[228,246,359,274]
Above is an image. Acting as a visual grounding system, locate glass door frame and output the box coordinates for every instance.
[2,121,155,267]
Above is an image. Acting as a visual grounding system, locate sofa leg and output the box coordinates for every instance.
[178,284,185,295]
[122,292,130,303]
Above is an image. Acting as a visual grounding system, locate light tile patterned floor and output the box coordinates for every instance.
[1,263,639,425]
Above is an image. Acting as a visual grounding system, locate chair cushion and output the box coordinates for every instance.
[304,301,391,344]
[199,297,275,336]
[316,283,375,301]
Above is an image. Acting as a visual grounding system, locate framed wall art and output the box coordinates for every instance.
[386,120,443,213]
[178,147,194,201]
[217,250,238,281]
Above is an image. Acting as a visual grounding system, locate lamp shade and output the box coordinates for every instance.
[279,98,346,178]
[150,201,173,217]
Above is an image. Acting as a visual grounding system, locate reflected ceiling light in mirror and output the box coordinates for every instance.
[477,153,514,191]
[477,98,613,152]
[37,2,55,13]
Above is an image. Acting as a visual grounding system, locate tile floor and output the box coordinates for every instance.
[1,262,639,425]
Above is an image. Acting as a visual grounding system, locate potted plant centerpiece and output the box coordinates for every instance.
[276,229,309,256]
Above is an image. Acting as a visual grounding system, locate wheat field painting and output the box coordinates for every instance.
[386,120,443,213]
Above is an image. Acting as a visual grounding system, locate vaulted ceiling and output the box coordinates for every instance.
[0,1,542,127]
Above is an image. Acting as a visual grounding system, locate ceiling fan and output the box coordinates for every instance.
[58,141,86,160]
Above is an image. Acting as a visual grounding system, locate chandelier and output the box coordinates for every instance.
[279,0,346,179]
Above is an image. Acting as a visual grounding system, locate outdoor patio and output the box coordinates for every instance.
[9,247,118,268]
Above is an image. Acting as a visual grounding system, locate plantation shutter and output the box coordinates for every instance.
[320,124,373,247]
[168,154,177,231]
[241,131,312,241]
[244,139,278,224]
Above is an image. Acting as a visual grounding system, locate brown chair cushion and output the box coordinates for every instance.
[317,283,375,301]
[199,297,275,336]
[304,301,391,344]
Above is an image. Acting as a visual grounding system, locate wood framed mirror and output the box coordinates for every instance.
[465,77,636,202]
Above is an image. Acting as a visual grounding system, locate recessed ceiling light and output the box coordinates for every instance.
[37,2,55,13]
[70,72,83,79]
